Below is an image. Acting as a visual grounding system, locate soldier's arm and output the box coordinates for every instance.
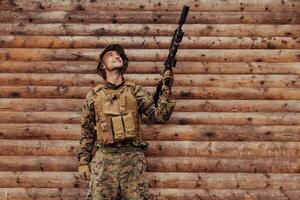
[78,90,97,166]
[134,84,176,124]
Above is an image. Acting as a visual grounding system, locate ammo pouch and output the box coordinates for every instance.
[111,113,137,140]
[93,84,140,145]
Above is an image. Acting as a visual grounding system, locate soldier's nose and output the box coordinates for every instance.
[114,57,121,62]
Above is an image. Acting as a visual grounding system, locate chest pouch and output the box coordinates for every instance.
[94,86,140,144]
[94,91,114,144]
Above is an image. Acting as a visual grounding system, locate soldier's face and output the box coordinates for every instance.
[102,50,123,71]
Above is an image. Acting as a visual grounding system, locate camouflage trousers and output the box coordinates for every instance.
[84,148,151,200]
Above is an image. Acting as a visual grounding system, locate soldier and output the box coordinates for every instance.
[78,44,176,200]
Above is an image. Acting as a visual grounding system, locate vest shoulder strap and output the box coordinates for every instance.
[93,83,105,93]
[124,80,137,96]
[124,80,136,88]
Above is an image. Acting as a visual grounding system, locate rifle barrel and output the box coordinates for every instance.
[178,5,190,25]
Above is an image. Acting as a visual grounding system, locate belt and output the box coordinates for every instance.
[101,146,143,154]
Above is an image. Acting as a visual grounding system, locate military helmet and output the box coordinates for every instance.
[96,44,129,80]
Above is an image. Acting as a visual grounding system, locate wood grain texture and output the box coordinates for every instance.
[1,140,300,158]
[1,0,299,11]
[0,11,299,24]
[1,61,300,74]
[2,98,300,112]
[0,86,299,100]
[1,156,300,173]
[1,73,300,88]
[0,0,299,199]
[0,111,299,125]
[1,124,300,142]
[1,23,299,37]
[1,35,299,49]
[1,48,299,62]
[0,171,300,189]
[0,188,299,200]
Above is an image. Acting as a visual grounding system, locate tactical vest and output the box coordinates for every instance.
[92,81,141,145]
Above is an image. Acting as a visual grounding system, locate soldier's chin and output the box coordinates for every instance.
[108,65,123,71]
[113,64,123,69]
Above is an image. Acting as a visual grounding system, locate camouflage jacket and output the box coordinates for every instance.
[78,78,176,165]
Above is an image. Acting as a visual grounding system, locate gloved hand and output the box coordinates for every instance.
[161,69,174,87]
[78,164,91,180]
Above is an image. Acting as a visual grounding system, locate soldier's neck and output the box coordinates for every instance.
[105,70,123,85]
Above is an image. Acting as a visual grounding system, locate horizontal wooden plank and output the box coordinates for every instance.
[0,156,77,171]
[147,157,300,173]
[148,141,300,158]
[151,189,300,200]
[0,86,299,100]
[1,156,300,173]
[1,124,300,142]
[0,0,299,12]
[1,35,299,49]
[0,188,86,199]
[149,172,300,189]
[0,140,77,156]
[1,73,300,88]
[1,140,300,158]
[143,125,300,141]
[0,86,88,99]
[0,171,88,188]
[1,49,299,62]
[2,99,300,112]
[0,11,299,24]
[0,172,300,189]
[1,61,300,74]
[0,123,79,140]
[0,123,299,141]
[0,111,299,125]
[1,23,299,37]
[0,188,298,200]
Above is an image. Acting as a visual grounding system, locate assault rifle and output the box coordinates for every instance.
[153,5,189,105]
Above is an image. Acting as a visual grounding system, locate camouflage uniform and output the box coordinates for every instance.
[78,44,176,200]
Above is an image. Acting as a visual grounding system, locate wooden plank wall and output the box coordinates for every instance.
[0,0,300,199]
